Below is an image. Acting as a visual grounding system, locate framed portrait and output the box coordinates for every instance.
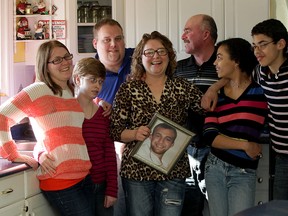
[132,113,195,175]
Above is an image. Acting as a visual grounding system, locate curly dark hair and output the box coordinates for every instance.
[130,31,177,80]
[216,38,258,76]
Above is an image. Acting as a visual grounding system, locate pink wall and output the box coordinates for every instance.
[13,63,35,95]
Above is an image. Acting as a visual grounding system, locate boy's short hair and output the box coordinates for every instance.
[72,57,106,87]
[251,19,288,54]
[216,38,258,76]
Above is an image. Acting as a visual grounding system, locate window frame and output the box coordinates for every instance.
[0,0,14,104]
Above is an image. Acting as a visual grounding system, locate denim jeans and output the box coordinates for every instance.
[205,153,256,216]
[273,153,288,200]
[122,177,186,216]
[93,181,114,216]
[188,145,210,163]
[42,175,94,216]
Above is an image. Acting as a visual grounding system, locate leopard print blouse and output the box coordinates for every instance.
[110,76,204,181]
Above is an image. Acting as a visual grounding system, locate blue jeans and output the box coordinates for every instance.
[42,175,94,216]
[273,153,288,200]
[188,145,211,163]
[93,181,114,216]
[122,177,186,216]
[205,153,256,216]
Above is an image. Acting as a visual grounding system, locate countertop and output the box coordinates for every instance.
[0,140,36,178]
[0,158,30,178]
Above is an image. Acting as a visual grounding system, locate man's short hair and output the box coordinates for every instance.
[152,123,177,142]
[93,18,123,39]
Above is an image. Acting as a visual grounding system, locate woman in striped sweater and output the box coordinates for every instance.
[0,40,94,216]
[73,57,118,216]
[203,38,268,216]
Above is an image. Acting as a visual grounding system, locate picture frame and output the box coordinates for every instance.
[132,113,194,175]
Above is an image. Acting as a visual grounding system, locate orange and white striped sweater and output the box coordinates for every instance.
[0,82,91,190]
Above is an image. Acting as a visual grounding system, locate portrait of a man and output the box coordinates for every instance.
[137,123,177,168]
[132,113,194,175]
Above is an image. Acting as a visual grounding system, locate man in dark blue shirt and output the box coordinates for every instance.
[94,48,134,104]
[92,18,134,216]
[93,18,134,105]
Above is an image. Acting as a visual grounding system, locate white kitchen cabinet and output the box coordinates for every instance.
[255,144,270,205]
[65,0,124,62]
[0,200,25,216]
[0,169,58,216]
[124,0,269,61]
[0,172,25,209]
[0,172,25,216]
[24,169,59,216]
[24,169,41,198]
[25,193,58,216]
[224,0,270,43]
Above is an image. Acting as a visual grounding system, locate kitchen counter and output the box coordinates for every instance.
[0,140,36,178]
[0,158,30,178]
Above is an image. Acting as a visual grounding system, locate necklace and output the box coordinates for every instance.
[229,79,251,89]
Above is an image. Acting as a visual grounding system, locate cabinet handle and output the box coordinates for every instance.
[258,178,263,183]
[1,188,13,194]
[23,205,28,212]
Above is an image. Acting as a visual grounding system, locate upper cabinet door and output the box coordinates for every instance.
[124,0,225,60]
[168,0,224,60]
[124,0,269,60]
[224,0,270,42]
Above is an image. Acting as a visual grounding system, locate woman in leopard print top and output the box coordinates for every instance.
[110,31,204,216]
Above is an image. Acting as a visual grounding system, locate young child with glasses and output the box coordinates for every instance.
[73,57,118,216]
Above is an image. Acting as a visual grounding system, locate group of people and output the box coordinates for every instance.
[0,13,287,216]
